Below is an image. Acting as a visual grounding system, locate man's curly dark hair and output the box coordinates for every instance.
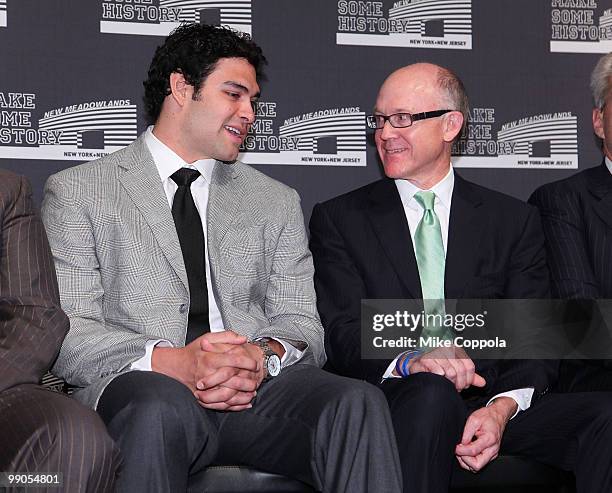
[143,23,266,124]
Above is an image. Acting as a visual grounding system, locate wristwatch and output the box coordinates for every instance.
[252,338,281,381]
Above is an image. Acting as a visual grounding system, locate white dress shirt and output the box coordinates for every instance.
[131,126,303,370]
[605,156,612,174]
[382,165,533,418]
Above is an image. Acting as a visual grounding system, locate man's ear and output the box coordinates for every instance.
[443,111,464,143]
[593,107,605,140]
[169,72,191,107]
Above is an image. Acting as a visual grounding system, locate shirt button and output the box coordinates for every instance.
[179,304,188,314]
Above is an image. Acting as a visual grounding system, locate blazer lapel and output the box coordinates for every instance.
[205,161,244,327]
[117,135,189,290]
[445,174,484,298]
[365,179,422,298]
[207,160,242,247]
[587,162,612,231]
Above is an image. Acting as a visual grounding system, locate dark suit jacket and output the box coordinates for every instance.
[529,163,612,386]
[310,173,555,406]
[0,169,68,393]
[529,162,612,299]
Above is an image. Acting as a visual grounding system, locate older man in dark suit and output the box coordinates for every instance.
[0,168,119,492]
[310,62,612,493]
[530,52,612,392]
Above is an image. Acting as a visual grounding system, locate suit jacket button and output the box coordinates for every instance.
[179,304,187,314]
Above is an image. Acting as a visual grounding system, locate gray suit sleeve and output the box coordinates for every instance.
[42,173,152,386]
[259,189,326,367]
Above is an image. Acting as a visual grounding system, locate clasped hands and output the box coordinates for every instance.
[398,346,517,473]
[152,331,271,411]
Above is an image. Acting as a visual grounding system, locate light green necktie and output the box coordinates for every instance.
[413,191,449,340]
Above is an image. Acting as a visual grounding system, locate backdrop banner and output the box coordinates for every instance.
[1,0,609,222]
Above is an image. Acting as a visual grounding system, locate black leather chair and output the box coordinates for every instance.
[198,456,576,493]
[199,466,316,492]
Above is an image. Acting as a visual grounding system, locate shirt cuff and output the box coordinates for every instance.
[269,337,304,367]
[486,388,534,420]
[130,339,173,371]
[382,353,405,380]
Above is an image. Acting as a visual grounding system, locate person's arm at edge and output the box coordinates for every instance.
[0,173,69,392]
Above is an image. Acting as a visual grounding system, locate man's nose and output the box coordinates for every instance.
[241,100,256,124]
[379,119,397,140]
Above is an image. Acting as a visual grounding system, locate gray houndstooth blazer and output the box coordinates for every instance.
[41,133,325,409]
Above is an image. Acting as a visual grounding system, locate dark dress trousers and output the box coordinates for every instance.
[310,173,612,493]
[0,169,119,492]
[530,162,612,392]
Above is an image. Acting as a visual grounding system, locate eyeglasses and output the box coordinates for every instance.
[366,110,452,129]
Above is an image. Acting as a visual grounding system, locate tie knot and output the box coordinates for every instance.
[414,190,436,211]
[171,168,201,187]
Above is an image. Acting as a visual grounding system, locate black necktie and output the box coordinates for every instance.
[170,168,210,343]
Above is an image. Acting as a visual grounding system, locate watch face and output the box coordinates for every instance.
[267,354,281,377]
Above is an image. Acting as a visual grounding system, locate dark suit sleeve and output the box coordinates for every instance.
[0,173,69,392]
[529,185,599,298]
[310,203,390,384]
[486,206,557,398]
[503,207,551,299]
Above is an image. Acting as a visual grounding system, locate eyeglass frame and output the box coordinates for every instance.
[366,109,452,130]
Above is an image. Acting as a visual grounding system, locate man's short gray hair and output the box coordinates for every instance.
[436,67,469,136]
[591,52,612,109]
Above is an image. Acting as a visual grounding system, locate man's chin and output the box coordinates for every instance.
[215,149,241,163]
[382,162,408,180]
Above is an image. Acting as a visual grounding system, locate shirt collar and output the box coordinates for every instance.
[605,156,612,175]
[395,165,455,209]
[145,126,215,184]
